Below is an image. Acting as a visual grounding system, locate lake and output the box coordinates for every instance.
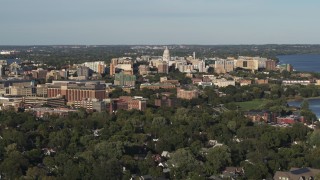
[278,54,320,120]
[287,99,320,120]
[277,54,320,73]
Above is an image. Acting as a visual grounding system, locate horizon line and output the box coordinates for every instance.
[1,43,320,47]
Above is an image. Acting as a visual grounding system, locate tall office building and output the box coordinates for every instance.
[198,60,207,73]
[110,63,116,76]
[83,61,106,74]
[77,66,90,78]
[114,72,136,86]
[266,60,276,71]
[214,59,234,74]
[158,62,169,74]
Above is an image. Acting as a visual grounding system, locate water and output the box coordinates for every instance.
[288,99,320,120]
[278,54,320,119]
[277,54,320,73]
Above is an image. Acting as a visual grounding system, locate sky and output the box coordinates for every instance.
[0,0,319,45]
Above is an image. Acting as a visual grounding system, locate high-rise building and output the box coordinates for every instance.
[114,72,136,86]
[234,57,259,71]
[139,65,150,75]
[77,66,90,78]
[31,69,48,79]
[198,60,207,73]
[158,62,169,74]
[83,61,106,74]
[110,57,133,76]
[266,60,276,71]
[110,63,115,76]
[214,59,234,74]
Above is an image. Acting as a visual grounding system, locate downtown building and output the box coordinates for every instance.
[47,80,106,103]
[110,57,133,76]
[214,58,234,74]
[114,71,136,86]
[265,60,276,71]
[83,61,106,74]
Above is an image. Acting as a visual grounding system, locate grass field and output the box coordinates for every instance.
[234,99,269,111]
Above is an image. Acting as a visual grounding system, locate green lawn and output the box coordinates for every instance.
[234,99,269,111]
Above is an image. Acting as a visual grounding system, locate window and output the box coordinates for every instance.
[243,61,248,67]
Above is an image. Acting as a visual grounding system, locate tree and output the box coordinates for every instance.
[167,148,200,179]
[25,166,47,179]
[301,100,309,110]
[243,162,269,179]
[94,141,125,159]
[204,146,231,174]
[93,158,123,180]
[0,151,29,179]
[309,130,320,148]
[151,116,166,138]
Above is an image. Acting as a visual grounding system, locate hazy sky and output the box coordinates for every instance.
[0,0,319,45]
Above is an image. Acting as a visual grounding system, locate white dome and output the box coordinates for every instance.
[163,46,170,62]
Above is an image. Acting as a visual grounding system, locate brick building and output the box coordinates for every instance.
[157,62,169,74]
[265,60,276,71]
[47,81,106,103]
[155,95,175,107]
[109,96,147,112]
[140,83,176,90]
[177,88,198,100]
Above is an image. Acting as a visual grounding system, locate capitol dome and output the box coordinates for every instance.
[163,46,170,62]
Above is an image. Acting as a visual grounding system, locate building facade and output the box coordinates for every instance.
[177,88,198,100]
[265,60,276,71]
[114,72,136,86]
[158,62,169,74]
[214,59,234,74]
[47,81,106,103]
[83,61,106,74]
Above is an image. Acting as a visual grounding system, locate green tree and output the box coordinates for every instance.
[0,151,29,179]
[25,166,47,179]
[93,158,123,180]
[168,148,200,179]
[309,130,320,147]
[301,100,309,110]
[204,146,231,174]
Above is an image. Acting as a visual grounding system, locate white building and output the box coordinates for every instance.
[214,59,234,74]
[83,61,106,74]
[163,46,170,62]
[198,60,207,73]
[214,79,236,87]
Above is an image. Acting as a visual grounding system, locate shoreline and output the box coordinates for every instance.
[287,96,320,102]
